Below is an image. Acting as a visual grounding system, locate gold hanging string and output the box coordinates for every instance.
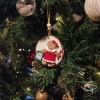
[46,0,51,37]
[32,68,45,76]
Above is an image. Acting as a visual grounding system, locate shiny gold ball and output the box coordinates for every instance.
[36,89,48,100]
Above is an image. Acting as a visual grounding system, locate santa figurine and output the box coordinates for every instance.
[41,40,63,67]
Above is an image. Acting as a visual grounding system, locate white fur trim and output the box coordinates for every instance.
[46,46,57,52]
[42,58,55,63]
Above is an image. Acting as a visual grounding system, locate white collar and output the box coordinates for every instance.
[46,46,57,52]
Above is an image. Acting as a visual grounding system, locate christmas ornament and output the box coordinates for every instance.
[25,95,35,100]
[34,0,64,67]
[27,67,33,71]
[57,75,65,88]
[81,81,97,94]
[84,0,100,21]
[36,89,48,100]
[27,67,34,76]
[27,50,35,66]
[16,0,36,16]
[34,35,64,67]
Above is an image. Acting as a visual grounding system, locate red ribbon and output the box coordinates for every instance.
[52,40,58,46]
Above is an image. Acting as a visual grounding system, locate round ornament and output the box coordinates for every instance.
[27,50,35,66]
[84,0,100,21]
[34,35,64,67]
[16,0,36,16]
[36,89,48,100]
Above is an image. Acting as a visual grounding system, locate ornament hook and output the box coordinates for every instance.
[46,0,51,37]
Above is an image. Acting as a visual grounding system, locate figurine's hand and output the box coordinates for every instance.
[59,49,64,55]
[57,49,64,60]
[57,55,61,60]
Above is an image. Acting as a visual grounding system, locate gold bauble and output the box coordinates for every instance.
[36,89,48,100]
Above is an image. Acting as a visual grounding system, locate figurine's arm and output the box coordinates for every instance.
[55,49,64,58]
[41,49,47,53]
[55,51,60,57]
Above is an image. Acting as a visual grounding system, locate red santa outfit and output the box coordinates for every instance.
[42,46,57,63]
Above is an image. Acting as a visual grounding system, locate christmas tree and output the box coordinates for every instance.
[1,0,100,100]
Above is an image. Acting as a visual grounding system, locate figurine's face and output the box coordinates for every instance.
[16,3,34,16]
[47,40,56,50]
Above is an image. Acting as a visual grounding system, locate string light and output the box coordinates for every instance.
[97,72,100,76]
[55,15,62,21]
[30,73,34,76]
[18,55,20,57]
[19,48,31,52]
[27,87,31,91]
[19,49,22,51]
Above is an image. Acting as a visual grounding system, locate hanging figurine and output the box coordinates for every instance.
[34,0,64,67]
[41,40,63,67]
[34,35,64,67]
